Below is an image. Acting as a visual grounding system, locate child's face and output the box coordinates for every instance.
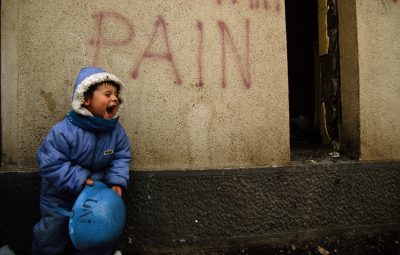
[84,83,120,119]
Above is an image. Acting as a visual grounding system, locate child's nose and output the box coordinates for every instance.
[111,94,118,101]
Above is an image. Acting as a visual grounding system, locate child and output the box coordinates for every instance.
[32,67,131,255]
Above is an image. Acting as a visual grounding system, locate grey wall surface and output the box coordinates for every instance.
[338,0,400,160]
[1,0,289,171]
[356,0,400,160]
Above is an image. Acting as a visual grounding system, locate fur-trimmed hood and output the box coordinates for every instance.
[72,67,124,118]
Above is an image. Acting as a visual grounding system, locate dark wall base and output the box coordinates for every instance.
[1,161,399,254]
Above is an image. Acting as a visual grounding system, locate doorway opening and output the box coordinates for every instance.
[285,0,341,160]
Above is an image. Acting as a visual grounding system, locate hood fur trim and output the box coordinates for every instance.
[71,72,123,118]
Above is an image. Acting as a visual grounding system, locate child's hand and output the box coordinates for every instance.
[111,186,122,196]
[86,178,94,186]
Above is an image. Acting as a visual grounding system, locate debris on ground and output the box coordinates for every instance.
[316,245,330,255]
[184,231,400,255]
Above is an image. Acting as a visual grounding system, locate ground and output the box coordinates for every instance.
[184,231,400,255]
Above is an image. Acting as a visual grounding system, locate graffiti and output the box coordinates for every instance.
[216,0,282,13]
[218,20,251,89]
[249,0,260,10]
[90,11,135,65]
[90,12,257,89]
[131,15,182,85]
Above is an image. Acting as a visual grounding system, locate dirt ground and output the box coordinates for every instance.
[200,231,400,255]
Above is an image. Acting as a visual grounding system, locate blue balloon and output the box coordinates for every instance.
[58,181,126,251]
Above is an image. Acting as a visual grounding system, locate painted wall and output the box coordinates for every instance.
[356,0,400,160]
[338,0,400,160]
[1,0,289,170]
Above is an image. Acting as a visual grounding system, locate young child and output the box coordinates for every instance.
[32,67,131,255]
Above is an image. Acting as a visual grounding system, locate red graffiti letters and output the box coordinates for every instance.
[131,15,182,85]
[91,11,134,65]
[217,0,282,13]
[90,12,257,89]
[249,0,260,10]
[218,20,251,89]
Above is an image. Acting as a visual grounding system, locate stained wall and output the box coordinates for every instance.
[1,0,289,170]
[356,0,400,160]
[338,0,400,160]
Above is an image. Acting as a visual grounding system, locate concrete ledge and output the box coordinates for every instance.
[1,161,399,254]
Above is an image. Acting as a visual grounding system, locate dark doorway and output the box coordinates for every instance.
[285,0,322,154]
[285,0,342,160]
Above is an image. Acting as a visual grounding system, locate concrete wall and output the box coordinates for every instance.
[338,0,400,160]
[1,0,289,171]
[356,0,400,160]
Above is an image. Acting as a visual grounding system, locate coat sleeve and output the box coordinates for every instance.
[103,124,131,188]
[37,124,91,195]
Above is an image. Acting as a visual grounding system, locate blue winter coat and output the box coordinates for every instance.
[32,67,130,254]
[37,117,131,195]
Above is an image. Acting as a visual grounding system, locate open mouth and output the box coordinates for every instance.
[106,105,117,115]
